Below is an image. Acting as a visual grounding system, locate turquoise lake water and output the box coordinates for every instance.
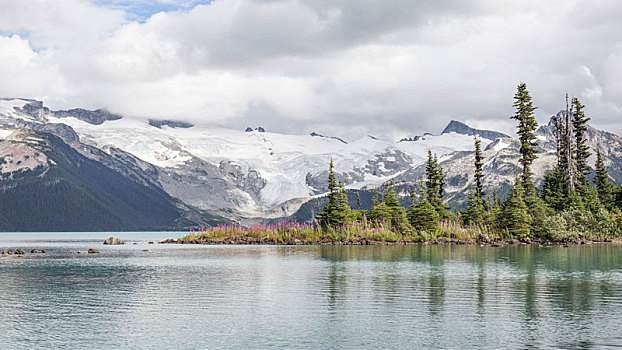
[1,233,621,349]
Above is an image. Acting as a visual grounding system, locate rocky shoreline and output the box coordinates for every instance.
[1,248,47,257]
[1,237,125,258]
[160,236,620,247]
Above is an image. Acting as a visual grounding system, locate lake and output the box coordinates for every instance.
[1,233,621,349]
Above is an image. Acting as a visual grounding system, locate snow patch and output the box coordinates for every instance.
[0,128,14,138]
[0,99,30,115]
[493,141,510,152]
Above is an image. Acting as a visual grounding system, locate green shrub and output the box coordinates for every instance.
[542,212,579,242]
[542,208,619,241]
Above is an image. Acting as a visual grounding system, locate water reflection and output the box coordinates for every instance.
[313,244,621,349]
[326,263,347,313]
[1,243,620,349]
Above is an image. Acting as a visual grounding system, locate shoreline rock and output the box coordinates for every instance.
[69,248,100,254]
[103,237,124,245]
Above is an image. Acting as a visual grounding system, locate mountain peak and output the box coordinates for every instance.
[149,119,194,129]
[441,120,509,141]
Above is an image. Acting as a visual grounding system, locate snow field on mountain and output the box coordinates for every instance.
[48,115,487,208]
[0,99,31,121]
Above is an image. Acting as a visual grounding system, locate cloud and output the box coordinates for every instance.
[0,0,622,139]
[0,0,124,49]
[0,35,68,99]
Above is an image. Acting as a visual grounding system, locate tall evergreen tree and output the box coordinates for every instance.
[511,83,539,197]
[316,160,350,227]
[463,189,486,225]
[541,167,567,211]
[424,150,452,220]
[594,149,615,208]
[435,154,445,199]
[371,188,380,206]
[425,151,446,201]
[473,136,485,200]
[553,96,576,195]
[425,150,441,201]
[336,180,351,219]
[500,175,531,237]
[572,97,591,184]
[408,189,439,232]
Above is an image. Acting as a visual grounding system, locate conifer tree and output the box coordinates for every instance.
[511,83,539,197]
[316,160,350,227]
[500,175,531,237]
[327,158,337,195]
[572,97,591,184]
[378,180,408,228]
[541,167,567,211]
[553,107,574,195]
[474,136,485,200]
[594,149,615,208]
[435,154,445,199]
[556,94,578,194]
[487,192,502,227]
[381,181,400,208]
[336,180,351,219]
[425,150,441,201]
[369,201,391,224]
[372,188,380,206]
[492,191,500,209]
[408,188,439,232]
[424,150,452,220]
[463,189,485,225]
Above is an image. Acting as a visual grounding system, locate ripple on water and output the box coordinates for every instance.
[1,241,621,349]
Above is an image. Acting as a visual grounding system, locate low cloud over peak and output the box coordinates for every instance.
[1,0,622,139]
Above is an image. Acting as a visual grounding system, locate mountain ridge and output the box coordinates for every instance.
[0,129,228,231]
[441,120,510,140]
[2,97,621,227]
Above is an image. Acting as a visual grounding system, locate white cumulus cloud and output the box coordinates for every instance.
[0,0,621,139]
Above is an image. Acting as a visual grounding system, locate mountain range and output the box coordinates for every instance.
[1,97,621,230]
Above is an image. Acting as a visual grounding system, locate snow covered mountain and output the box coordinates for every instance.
[0,126,226,231]
[0,98,495,221]
[393,117,622,209]
[7,97,619,226]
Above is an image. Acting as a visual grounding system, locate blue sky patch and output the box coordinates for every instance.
[94,0,215,22]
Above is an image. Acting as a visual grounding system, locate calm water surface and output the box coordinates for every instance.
[1,233,621,349]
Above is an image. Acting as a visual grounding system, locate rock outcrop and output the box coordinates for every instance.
[441,120,509,141]
[103,237,124,245]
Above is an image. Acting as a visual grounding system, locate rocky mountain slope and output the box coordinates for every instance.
[392,117,622,210]
[279,120,622,222]
[2,97,621,227]
[0,129,227,231]
[0,98,492,222]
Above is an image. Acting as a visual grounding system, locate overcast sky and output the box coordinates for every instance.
[1,0,621,140]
